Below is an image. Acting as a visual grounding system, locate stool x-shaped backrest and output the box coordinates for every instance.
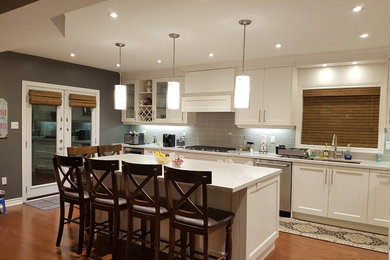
[122,162,162,215]
[68,146,98,159]
[53,155,84,198]
[85,158,120,205]
[164,166,212,230]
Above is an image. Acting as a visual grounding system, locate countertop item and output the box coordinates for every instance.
[97,153,281,193]
[121,143,390,171]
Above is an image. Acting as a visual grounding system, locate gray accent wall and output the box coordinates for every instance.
[0,51,123,199]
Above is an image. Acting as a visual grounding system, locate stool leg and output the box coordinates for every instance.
[190,232,195,259]
[168,223,175,260]
[153,219,160,260]
[141,219,147,251]
[109,211,114,244]
[77,203,85,254]
[56,199,65,246]
[127,212,133,259]
[112,210,120,260]
[86,205,95,257]
[68,203,74,220]
[225,221,232,260]
[180,231,187,259]
[203,234,208,260]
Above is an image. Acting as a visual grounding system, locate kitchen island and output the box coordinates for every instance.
[98,153,281,260]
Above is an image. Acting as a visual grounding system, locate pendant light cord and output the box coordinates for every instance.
[119,46,122,85]
[242,24,246,73]
[172,37,176,81]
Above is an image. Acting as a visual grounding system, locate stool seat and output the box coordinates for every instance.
[63,191,90,200]
[95,197,127,206]
[175,207,234,228]
[133,204,168,215]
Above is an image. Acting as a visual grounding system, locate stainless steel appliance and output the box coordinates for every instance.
[123,147,144,154]
[253,159,292,217]
[163,134,175,147]
[276,145,307,158]
[124,132,145,145]
[185,145,236,153]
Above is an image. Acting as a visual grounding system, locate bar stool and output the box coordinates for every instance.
[164,166,234,260]
[85,158,127,260]
[122,161,168,260]
[98,144,122,157]
[0,190,6,214]
[52,155,90,254]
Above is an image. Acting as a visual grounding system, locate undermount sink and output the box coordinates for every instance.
[308,157,361,164]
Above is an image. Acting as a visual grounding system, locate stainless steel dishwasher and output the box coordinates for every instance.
[253,159,292,217]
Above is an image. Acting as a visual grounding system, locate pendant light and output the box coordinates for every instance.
[114,42,127,110]
[234,19,252,109]
[167,33,180,110]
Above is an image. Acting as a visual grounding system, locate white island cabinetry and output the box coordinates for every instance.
[367,170,390,227]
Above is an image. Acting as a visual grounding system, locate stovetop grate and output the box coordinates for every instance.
[184,145,236,153]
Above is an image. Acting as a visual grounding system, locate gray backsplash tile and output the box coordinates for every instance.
[126,112,296,152]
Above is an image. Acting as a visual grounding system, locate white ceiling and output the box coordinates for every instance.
[2,0,390,72]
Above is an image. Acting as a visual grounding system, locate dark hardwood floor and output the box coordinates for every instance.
[0,204,387,260]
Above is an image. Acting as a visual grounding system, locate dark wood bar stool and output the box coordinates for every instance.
[52,155,90,255]
[84,158,127,260]
[164,166,234,260]
[67,146,98,222]
[98,144,122,157]
[122,162,168,260]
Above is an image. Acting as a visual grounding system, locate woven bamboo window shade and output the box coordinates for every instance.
[29,90,62,106]
[301,87,380,148]
[69,94,96,108]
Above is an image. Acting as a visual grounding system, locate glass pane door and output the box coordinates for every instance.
[31,105,57,186]
[126,83,135,119]
[156,81,167,120]
[71,107,92,147]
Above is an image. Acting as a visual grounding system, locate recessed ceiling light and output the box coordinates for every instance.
[208,53,214,57]
[353,6,362,13]
[322,64,327,67]
[109,12,118,18]
[275,43,282,49]
[352,61,357,65]
[116,63,120,67]
[360,33,369,38]
[69,53,76,57]
[157,59,162,63]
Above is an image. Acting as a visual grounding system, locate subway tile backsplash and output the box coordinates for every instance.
[126,112,296,153]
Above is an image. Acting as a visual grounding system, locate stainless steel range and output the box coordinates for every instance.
[185,145,236,153]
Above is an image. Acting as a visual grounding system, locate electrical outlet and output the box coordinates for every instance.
[386,141,390,150]
[1,177,7,185]
[270,136,276,143]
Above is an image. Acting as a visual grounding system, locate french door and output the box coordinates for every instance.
[23,81,99,199]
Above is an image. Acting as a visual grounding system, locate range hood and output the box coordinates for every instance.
[182,68,235,112]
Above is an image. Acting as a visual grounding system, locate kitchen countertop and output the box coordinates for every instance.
[122,143,390,171]
[96,153,281,193]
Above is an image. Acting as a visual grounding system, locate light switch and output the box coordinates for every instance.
[11,121,19,129]
[270,136,276,143]
[386,141,390,150]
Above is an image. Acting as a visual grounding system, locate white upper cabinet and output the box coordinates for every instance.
[235,66,298,127]
[184,68,235,93]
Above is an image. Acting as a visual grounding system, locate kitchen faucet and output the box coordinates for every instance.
[332,134,341,159]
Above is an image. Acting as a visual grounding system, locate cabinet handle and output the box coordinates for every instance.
[263,110,266,122]
[258,109,262,123]
[59,147,63,151]
[377,173,390,177]
[66,117,69,122]
[325,169,327,185]
[60,117,63,122]
[331,169,334,185]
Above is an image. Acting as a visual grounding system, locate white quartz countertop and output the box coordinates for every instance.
[122,144,390,171]
[96,153,281,193]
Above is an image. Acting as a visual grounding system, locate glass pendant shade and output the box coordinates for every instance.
[234,75,251,108]
[114,84,127,110]
[167,81,180,110]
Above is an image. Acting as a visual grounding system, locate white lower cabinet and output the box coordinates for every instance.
[292,164,329,217]
[293,163,369,223]
[328,167,369,223]
[367,170,390,227]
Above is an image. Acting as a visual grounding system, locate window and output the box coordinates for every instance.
[301,87,380,148]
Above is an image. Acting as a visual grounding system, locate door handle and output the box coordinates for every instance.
[59,147,63,151]
[263,110,266,122]
[331,169,334,185]
[59,139,63,143]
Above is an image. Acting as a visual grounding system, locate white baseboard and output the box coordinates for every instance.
[5,197,23,207]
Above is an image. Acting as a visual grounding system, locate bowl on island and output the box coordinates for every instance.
[154,150,170,165]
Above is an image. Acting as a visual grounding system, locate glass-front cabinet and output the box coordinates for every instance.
[122,77,192,124]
